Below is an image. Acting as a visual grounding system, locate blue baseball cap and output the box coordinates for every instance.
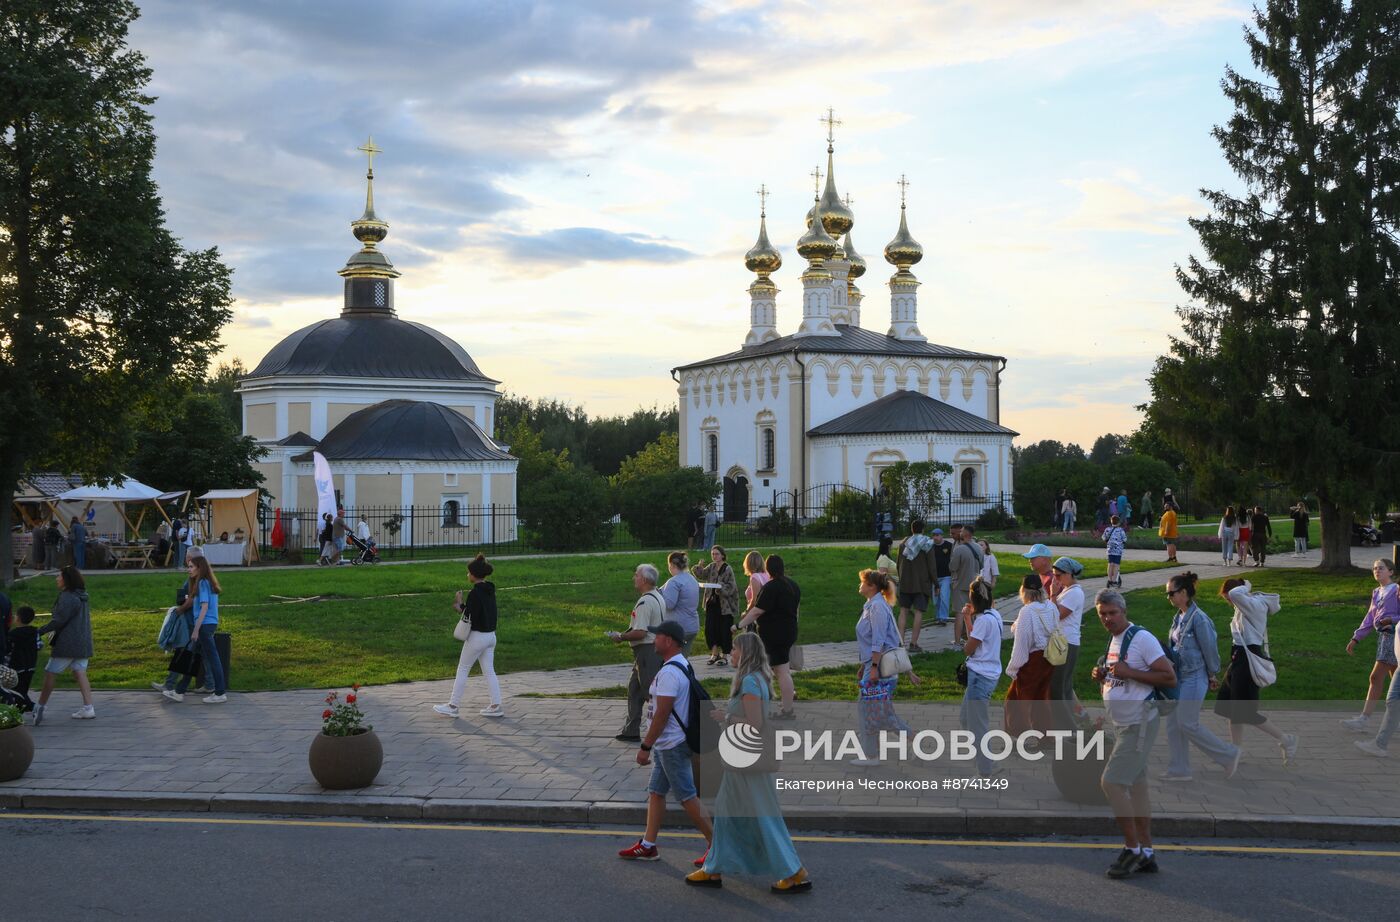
[1022,543,1052,559]
[931,528,944,535]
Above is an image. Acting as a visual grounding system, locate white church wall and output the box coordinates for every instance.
[809,433,1015,500]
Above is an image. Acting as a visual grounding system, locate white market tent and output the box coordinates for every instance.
[198,489,260,564]
[57,477,188,552]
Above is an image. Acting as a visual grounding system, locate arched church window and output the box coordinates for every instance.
[960,467,977,498]
[761,427,775,471]
[442,500,461,526]
[707,433,719,473]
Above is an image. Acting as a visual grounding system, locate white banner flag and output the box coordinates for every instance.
[313,452,337,526]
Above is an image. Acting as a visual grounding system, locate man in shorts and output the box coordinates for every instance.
[1091,589,1177,879]
[895,519,938,653]
[617,621,713,864]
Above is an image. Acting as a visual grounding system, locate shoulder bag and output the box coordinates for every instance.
[878,604,913,678]
[453,591,471,642]
[1042,602,1069,667]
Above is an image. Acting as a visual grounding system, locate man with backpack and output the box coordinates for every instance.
[1091,589,1178,880]
[618,620,714,863]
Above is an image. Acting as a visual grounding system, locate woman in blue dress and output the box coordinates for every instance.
[685,631,810,894]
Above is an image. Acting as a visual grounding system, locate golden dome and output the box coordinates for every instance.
[816,148,854,239]
[796,199,838,263]
[883,204,923,269]
[744,212,782,277]
[844,232,866,279]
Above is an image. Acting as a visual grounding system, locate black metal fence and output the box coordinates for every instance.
[257,488,1019,561]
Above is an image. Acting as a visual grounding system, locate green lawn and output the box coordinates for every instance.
[4,546,1167,691]
[557,567,1377,703]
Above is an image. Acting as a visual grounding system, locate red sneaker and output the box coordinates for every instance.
[693,845,710,868]
[618,840,659,861]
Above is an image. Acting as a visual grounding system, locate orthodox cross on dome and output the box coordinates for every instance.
[357,136,382,177]
[820,107,842,149]
[897,173,910,207]
[843,192,853,207]
[810,166,823,201]
[756,183,769,217]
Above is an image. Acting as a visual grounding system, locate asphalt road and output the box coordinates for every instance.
[1,812,1394,921]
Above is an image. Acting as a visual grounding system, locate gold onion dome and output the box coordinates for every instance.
[796,201,838,263]
[844,233,866,279]
[817,150,854,239]
[883,204,923,269]
[744,212,782,278]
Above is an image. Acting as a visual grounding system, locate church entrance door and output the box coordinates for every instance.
[723,475,749,522]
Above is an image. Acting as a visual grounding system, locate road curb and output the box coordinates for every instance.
[4,789,1400,841]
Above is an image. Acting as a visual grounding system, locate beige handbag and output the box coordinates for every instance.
[1043,604,1069,667]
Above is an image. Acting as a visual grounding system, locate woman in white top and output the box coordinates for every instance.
[1212,577,1297,764]
[977,539,998,590]
[1217,507,1239,566]
[960,577,1003,777]
[1004,574,1057,741]
[1047,556,1086,728]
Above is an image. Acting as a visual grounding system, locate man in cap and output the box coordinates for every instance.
[1022,543,1055,595]
[617,620,713,864]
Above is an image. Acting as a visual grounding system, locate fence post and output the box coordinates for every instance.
[409,505,415,559]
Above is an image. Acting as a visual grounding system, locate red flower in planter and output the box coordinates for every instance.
[346,694,357,704]
[322,709,333,719]
[352,683,361,691]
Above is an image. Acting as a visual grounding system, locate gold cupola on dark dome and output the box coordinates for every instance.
[339,137,401,316]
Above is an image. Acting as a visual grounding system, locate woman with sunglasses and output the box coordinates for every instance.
[1160,572,1240,781]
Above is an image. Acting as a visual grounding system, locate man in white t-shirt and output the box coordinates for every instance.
[617,621,713,864]
[959,580,1004,777]
[1048,556,1087,730]
[1091,589,1177,880]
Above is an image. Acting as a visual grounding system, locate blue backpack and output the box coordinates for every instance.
[1115,625,1179,713]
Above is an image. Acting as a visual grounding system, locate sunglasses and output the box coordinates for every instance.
[1165,588,1182,596]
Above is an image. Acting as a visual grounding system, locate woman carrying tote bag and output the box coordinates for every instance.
[851,569,921,768]
[433,554,503,719]
[1213,577,1297,765]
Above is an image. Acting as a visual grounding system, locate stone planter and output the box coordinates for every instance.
[308,728,383,790]
[0,723,36,783]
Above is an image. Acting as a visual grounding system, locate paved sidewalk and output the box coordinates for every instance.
[4,544,1387,838]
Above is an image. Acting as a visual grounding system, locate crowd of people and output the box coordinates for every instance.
[5,520,1392,890]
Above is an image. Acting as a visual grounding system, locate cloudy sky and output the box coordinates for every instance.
[130,0,1252,448]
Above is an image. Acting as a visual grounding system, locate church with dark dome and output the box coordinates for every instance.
[239,140,517,536]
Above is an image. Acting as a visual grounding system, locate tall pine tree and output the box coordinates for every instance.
[1145,0,1400,570]
[0,1,233,581]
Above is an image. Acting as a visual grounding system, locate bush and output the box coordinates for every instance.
[976,504,1017,531]
[755,506,793,538]
[518,468,614,551]
[617,466,720,548]
[807,489,874,538]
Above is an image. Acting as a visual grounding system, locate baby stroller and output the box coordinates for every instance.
[347,532,380,565]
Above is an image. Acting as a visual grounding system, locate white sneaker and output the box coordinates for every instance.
[162,689,184,702]
[202,694,228,704]
[71,705,96,719]
[1356,739,1388,758]
[1342,715,1371,733]
[433,703,459,718]
[151,680,168,691]
[479,704,504,718]
[1280,733,1298,764]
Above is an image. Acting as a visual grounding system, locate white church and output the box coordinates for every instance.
[237,142,518,543]
[675,126,1016,518]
